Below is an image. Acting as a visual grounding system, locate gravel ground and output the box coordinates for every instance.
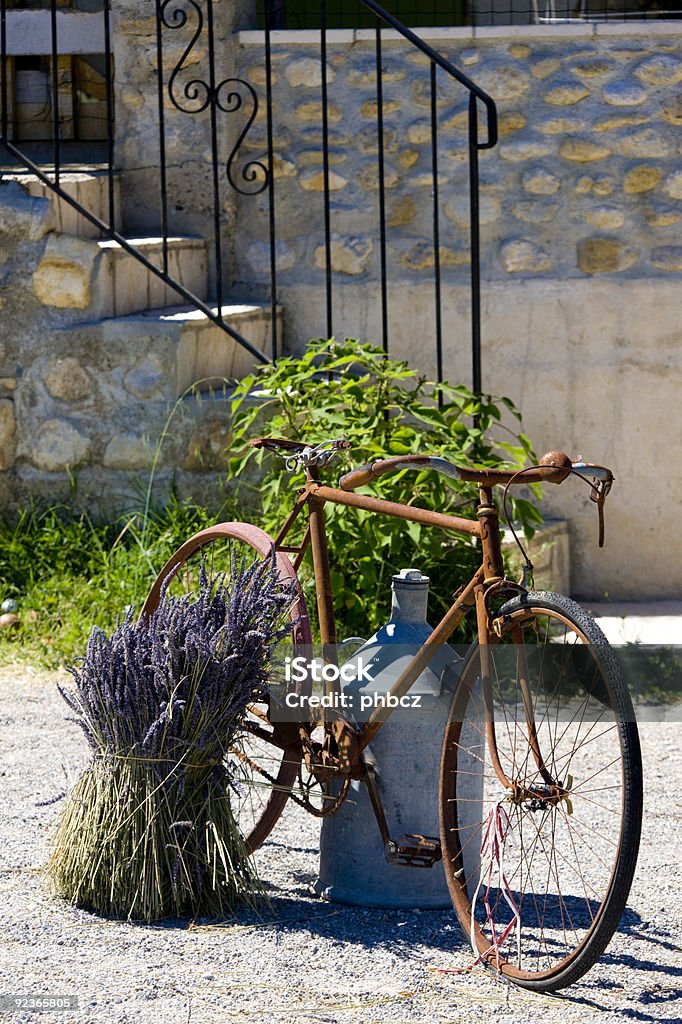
[1,665,680,1024]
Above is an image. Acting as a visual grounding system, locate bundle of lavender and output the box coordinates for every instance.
[49,553,293,921]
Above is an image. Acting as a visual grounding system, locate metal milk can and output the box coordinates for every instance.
[314,568,482,909]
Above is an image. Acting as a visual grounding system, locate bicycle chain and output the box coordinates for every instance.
[229,745,351,817]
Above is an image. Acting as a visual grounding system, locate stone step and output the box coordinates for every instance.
[33,234,208,319]
[101,301,278,394]
[6,171,122,239]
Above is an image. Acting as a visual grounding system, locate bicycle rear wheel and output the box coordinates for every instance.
[141,522,312,854]
[439,591,642,992]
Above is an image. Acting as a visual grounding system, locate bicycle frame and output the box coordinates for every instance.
[270,461,534,797]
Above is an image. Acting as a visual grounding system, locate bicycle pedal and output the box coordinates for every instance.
[388,834,442,868]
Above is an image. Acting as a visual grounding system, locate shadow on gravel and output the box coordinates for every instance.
[226,892,467,956]
[557,988,682,1024]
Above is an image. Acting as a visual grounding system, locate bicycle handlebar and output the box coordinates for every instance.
[339,451,612,491]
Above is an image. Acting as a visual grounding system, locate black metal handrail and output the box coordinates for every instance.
[261,0,498,389]
[1,1,501,389]
[361,0,498,389]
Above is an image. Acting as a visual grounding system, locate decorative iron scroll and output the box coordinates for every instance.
[161,0,268,195]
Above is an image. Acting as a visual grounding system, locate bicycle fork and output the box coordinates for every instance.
[476,488,571,812]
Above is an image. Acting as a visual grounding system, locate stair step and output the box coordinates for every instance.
[101,301,278,393]
[32,232,209,319]
[95,237,208,318]
[7,171,122,239]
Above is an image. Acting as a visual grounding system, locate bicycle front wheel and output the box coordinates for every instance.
[439,591,642,992]
[141,522,312,854]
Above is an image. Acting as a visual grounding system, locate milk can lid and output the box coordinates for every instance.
[392,568,430,586]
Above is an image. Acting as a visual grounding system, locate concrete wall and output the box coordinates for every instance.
[232,21,682,600]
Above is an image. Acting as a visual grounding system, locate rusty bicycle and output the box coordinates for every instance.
[141,437,643,993]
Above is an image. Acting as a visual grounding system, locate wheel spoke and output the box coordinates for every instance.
[440,594,642,992]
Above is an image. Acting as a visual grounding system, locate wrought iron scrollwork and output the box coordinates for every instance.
[161,0,268,194]
[217,79,268,195]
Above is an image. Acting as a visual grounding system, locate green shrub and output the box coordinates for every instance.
[229,338,542,641]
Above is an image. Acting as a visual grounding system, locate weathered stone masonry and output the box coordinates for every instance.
[235,24,682,304]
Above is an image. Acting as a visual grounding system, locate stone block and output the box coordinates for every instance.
[616,130,670,159]
[271,153,297,179]
[662,95,682,125]
[663,172,682,200]
[475,65,530,100]
[183,418,233,471]
[32,418,91,471]
[123,353,169,401]
[559,138,611,163]
[577,238,638,274]
[297,148,348,166]
[43,357,93,403]
[538,116,586,135]
[361,100,400,118]
[650,247,682,272]
[295,102,342,122]
[358,164,400,190]
[499,240,552,274]
[444,194,501,227]
[386,197,417,228]
[103,433,154,470]
[602,80,648,106]
[0,181,53,241]
[0,399,16,471]
[595,114,648,132]
[407,122,431,146]
[313,236,373,276]
[285,58,335,88]
[623,165,662,194]
[635,54,682,86]
[568,60,613,79]
[645,208,681,228]
[246,240,296,274]
[299,169,348,191]
[398,242,469,272]
[583,206,625,230]
[399,149,420,169]
[347,61,406,86]
[522,167,561,195]
[32,234,98,309]
[508,44,531,60]
[544,82,590,106]
[499,139,553,162]
[498,112,527,136]
[511,201,559,224]
[531,58,561,80]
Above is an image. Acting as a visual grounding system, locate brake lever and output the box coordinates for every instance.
[589,478,612,548]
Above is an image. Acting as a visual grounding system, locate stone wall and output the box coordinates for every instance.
[235,22,682,306]
[0,181,240,516]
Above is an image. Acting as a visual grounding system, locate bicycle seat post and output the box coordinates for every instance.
[477,485,504,585]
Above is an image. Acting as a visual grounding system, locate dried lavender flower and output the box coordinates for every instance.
[50,548,295,920]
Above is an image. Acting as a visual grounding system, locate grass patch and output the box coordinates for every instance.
[0,495,235,669]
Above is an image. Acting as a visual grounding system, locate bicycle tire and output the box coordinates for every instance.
[141,522,312,854]
[439,590,643,992]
